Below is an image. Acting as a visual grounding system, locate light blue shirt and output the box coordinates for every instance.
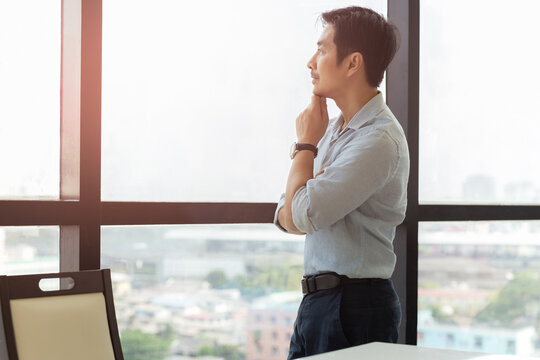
[274,93,409,279]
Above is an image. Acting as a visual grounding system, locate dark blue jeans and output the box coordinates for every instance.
[288,279,401,359]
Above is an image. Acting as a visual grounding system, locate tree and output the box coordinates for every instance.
[157,323,175,343]
[206,269,229,288]
[198,343,244,360]
[122,329,173,360]
[474,270,540,327]
[235,263,303,292]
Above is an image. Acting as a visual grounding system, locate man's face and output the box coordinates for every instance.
[307,24,346,98]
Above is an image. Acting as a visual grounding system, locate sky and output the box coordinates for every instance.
[419,0,540,203]
[1,0,540,204]
[0,1,60,198]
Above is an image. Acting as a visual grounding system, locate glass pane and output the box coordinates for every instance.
[102,0,387,202]
[419,0,540,204]
[0,226,59,275]
[102,224,304,359]
[0,2,60,199]
[418,221,540,356]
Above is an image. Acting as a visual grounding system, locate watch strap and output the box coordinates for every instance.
[293,143,318,158]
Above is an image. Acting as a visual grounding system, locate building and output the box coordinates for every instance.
[418,311,536,356]
[246,292,302,360]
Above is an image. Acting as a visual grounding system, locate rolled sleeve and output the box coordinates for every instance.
[291,186,317,234]
[293,130,399,232]
[273,193,288,232]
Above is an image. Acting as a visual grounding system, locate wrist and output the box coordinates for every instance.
[297,139,318,146]
[293,149,316,159]
[290,142,318,159]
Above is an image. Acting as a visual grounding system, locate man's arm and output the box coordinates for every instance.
[277,95,329,234]
[278,150,314,234]
[290,130,402,233]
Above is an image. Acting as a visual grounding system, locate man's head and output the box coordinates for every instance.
[308,6,398,97]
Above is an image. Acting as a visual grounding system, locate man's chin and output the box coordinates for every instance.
[312,89,332,100]
[312,87,327,98]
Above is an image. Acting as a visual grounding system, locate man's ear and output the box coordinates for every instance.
[346,52,364,76]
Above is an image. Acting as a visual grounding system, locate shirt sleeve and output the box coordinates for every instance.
[291,129,400,234]
[273,193,288,233]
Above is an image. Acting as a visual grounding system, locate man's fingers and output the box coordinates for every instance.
[310,95,320,109]
[320,96,327,112]
[320,97,329,121]
[315,168,326,178]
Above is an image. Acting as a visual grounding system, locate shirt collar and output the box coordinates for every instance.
[335,91,386,132]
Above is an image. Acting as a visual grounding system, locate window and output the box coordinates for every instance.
[101,224,303,357]
[101,0,387,202]
[446,334,455,347]
[4,1,539,356]
[417,0,540,355]
[474,336,483,350]
[0,1,61,199]
[419,0,540,204]
[0,226,59,275]
[507,339,516,354]
[418,221,540,355]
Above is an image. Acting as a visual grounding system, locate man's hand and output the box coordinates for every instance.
[278,97,329,235]
[296,95,329,145]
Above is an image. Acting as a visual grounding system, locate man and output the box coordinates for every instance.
[274,6,409,359]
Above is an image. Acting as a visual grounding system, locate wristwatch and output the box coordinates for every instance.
[290,142,318,159]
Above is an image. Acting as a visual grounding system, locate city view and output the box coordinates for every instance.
[418,222,540,357]
[2,220,540,359]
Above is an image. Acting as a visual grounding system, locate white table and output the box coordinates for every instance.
[304,342,539,359]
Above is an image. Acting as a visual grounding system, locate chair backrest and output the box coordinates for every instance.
[0,269,124,360]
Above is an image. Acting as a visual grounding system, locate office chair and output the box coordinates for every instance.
[0,269,124,360]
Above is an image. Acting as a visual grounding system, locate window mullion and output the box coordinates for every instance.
[78,0,102,270]
[387,0,420,345]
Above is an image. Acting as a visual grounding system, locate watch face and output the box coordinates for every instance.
[290,142,297,159]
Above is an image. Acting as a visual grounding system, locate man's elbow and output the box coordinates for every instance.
[279,207,306,235]
[287,225,305,235]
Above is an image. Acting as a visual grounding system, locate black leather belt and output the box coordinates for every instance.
[301,272,382,296]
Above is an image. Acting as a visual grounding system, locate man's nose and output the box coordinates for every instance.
[307,54,316,70]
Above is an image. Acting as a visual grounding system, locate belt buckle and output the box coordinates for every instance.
[301,275,318,296]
